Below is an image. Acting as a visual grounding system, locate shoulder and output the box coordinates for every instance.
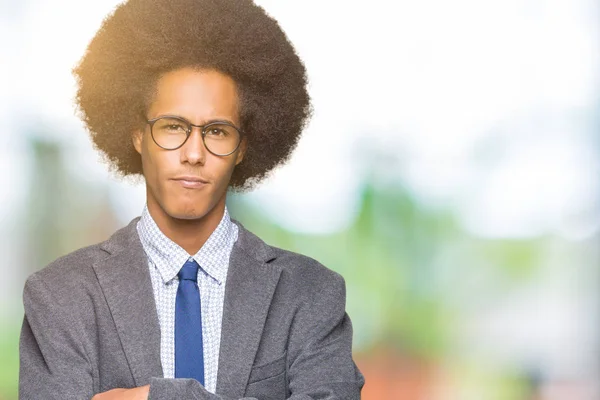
[270,245,344,289]
[24,218,138,302]
[273,247,347,312]
[28,242,106,285]
[233,220,345,301]
[23,243,106,307]
[21,242,108,327]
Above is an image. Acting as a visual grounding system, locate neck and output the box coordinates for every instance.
[146,198,227,256]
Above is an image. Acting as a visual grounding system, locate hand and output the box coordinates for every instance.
[91,385,150,400]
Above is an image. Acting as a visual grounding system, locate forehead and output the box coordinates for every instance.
[148,67,239,123]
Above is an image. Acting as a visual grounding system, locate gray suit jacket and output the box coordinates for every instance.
[19,217,364,400]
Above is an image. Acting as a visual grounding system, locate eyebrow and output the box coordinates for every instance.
[151,114,238,127]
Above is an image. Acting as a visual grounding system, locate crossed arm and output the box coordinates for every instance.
[19,273,364,400]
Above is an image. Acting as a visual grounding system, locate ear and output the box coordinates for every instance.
[132,130,143,155]
[235,137,247,166]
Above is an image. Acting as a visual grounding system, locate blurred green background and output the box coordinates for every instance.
[1,0,599,399]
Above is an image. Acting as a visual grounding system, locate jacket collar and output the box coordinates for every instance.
[100,216,277,263]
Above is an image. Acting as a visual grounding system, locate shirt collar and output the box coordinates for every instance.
[136,204,236,285]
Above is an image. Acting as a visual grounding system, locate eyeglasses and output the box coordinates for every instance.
[146,115,243,156]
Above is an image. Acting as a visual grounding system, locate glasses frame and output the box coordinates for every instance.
[146,115,244,156]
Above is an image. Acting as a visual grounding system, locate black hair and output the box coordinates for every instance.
[73,0,311,191]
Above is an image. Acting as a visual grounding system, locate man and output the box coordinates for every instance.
[19,0,364,399]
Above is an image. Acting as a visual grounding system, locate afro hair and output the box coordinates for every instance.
[73,0,311,191]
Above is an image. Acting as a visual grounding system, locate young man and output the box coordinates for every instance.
[19,0,364,399]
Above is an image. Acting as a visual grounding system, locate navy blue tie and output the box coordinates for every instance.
[174,259,204,385]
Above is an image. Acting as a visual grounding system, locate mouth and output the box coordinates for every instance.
[171,176,209,189]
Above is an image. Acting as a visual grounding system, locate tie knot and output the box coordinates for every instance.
[178,259,199,282]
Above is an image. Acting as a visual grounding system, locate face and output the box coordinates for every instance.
[132,67,246,222]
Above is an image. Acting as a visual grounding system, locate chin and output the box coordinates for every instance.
[168,206,209,221]
[148,184,223,223]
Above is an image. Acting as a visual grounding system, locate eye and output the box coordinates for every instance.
[206,127,229,136]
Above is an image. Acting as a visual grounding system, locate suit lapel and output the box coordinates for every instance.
[91,216,281,393]
[93,218,163,386]
[216,220,282,397]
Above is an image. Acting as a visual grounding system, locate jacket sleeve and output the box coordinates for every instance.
[147,273,364,400]
[19,273,95,400]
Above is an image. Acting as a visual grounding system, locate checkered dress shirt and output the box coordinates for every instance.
[136,205,238,393]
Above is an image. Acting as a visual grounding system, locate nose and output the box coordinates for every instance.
[180,127,207,165]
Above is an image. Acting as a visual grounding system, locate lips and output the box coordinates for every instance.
[171,176,209,189]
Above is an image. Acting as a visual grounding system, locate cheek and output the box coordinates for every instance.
[213,158,238,185]
[141,145,156,178]
[141,143,170,183]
